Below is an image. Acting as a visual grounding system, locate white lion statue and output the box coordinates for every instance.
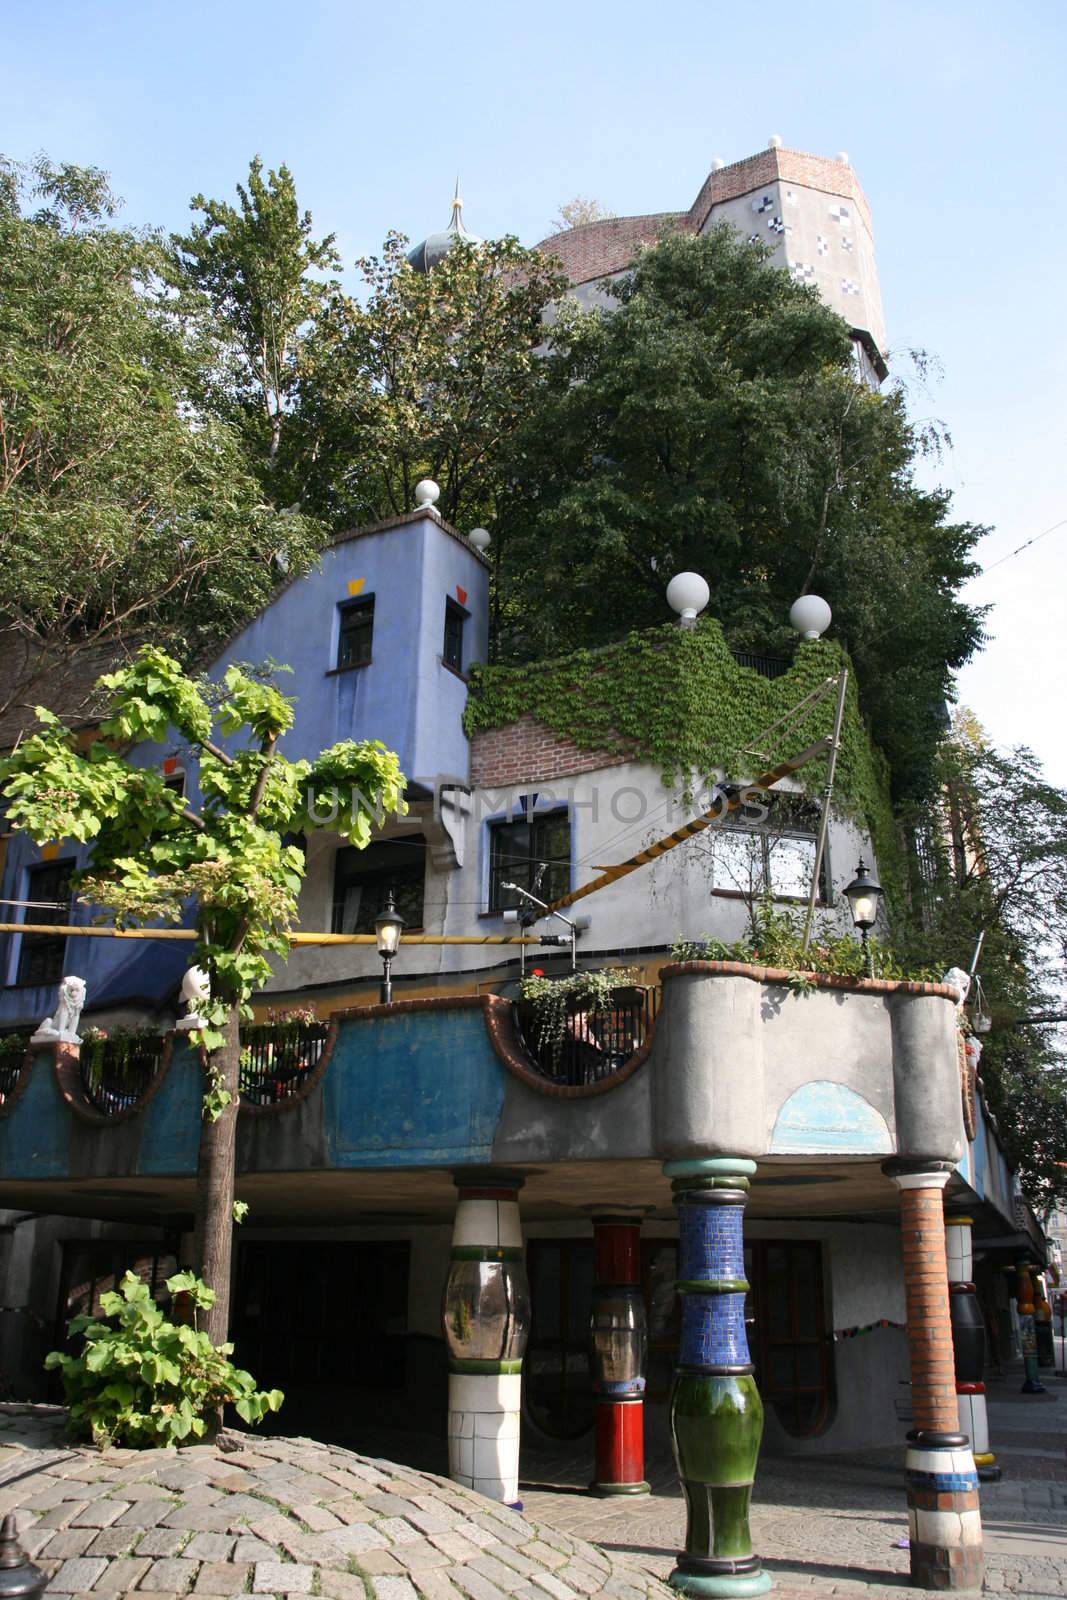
[175,966,210,1032]
[942,967,971,1010]
[33,975,87,1044]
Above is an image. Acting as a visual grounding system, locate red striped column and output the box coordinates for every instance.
[589,1213,649,1496]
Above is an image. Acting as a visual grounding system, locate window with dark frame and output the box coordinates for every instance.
[336,596,375,671]
[331,834,426,935]
[162,770,186,799]
[16,860,74,987]
[488,809,570,912]
[443,598,467,674]
[713,791,830,902]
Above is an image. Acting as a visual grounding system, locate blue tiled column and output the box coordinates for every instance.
[665,1158,771,1599]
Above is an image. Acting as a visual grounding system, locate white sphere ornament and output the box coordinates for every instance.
[789,594,832,640]
[414,479,440,510]
[666,571,711,622]
[468,527,491,552]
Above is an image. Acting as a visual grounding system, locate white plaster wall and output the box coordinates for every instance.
[264,759,881,1000]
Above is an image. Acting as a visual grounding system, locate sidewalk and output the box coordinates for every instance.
[0,1373,1061,1598]
[521,1369,1067,1599]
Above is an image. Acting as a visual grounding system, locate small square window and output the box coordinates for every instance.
[443,598,467,674]
[489,810,570,912]
[337,597,374,671]
[163,770,186,799]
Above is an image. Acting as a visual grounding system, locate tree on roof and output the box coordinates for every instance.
[550,196,617,233]
[170,156,340,478]
[497,225,986,804]
[0,155,321,733]
[0,646,405,1347]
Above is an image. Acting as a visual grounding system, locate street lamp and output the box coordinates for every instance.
[374,889,404,1004]
[844,858,883,976]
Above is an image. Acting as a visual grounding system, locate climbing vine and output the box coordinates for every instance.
[465,620,904,903]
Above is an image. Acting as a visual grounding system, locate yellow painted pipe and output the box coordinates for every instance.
[0,923,542,946]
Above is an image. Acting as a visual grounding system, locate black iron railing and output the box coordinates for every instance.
[239,1022,330,1106]
[0,1034,31,1100]
[730,649,791,680]
[514,986,659,1089]
[80,1034,168,1115]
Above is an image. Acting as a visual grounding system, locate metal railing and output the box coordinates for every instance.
[80,1034,168,1115]
[730,649,792,680]
[514,986,659,1088]
[0,1034,31,1100]
[239,1021,330,1106]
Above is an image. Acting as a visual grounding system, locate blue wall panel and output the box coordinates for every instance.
[325,1010,504,1167]
[136,1040,204,1176]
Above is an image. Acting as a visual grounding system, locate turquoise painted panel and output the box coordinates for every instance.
[137,1041,203,1175]
[0,1050,70,1177]
[770,1079,892,1155]
[325,1009,505,1166]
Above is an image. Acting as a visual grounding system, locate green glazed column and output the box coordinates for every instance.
[665,1158,771,1599]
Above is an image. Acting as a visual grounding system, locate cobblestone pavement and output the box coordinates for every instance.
[0,1406,671,1600]
[1,1372,1063,1599]
[522,1372,1067,1600]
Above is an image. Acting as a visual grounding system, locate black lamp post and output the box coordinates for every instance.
[374,889,404,1005]
[844,857,883,977]
[0,1515,46,1598]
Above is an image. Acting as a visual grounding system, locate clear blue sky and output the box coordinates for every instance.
[5,0,1065,777]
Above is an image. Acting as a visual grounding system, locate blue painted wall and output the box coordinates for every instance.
[0,511,489,1026]
[0,1008,506,1183]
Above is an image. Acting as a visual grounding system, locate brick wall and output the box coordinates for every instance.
[470,715,633,789]
[898,1183,961,1434]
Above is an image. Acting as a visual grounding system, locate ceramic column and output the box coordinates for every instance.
[944,1214,999,1481]
[889,1165,984,1592]
[589,1212,650,1496]
[665,1158,771,1599]
[1014,1263,1046,1394]
[442,1171,531,1507]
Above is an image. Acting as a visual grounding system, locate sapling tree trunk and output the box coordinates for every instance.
[194,1003,242,1348]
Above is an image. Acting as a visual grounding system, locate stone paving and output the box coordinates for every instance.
[522,1372,1067,1599]
[0,1406,671,1600]
[0,1371,1063,1598]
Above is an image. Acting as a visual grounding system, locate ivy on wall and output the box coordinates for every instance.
[465,619,904,903]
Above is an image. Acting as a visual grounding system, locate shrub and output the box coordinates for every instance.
[45,1269,283,1447]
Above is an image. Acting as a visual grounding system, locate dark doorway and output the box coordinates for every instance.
[232,1241,414,1447]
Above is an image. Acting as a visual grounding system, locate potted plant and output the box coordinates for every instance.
[518,966,643,1075]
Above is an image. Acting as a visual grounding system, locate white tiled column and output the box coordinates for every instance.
[442,1173,530,1507]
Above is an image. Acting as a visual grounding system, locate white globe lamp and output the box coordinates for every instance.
[789,594,832,640]
[468,527,491,552]
[414,479,440,510]
[666,572,710,623]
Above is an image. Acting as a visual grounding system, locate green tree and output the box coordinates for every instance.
[171,156,340,479]
[499,226,985,802]
[0,647,405,1346]
[292,232,571,535]
[899,718,1067,1207]
[0,155,320,730]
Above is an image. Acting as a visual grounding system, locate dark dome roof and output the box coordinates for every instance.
[407,191,482,272]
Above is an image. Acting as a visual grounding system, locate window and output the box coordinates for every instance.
[336,597,374,671]
[331,834,425,934]
[443,598,467,674]
[712,792,829,902]
[163,769,186,799]
[746,1240,834,1436]
[488,808,570,912]
[16,860,74,986]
